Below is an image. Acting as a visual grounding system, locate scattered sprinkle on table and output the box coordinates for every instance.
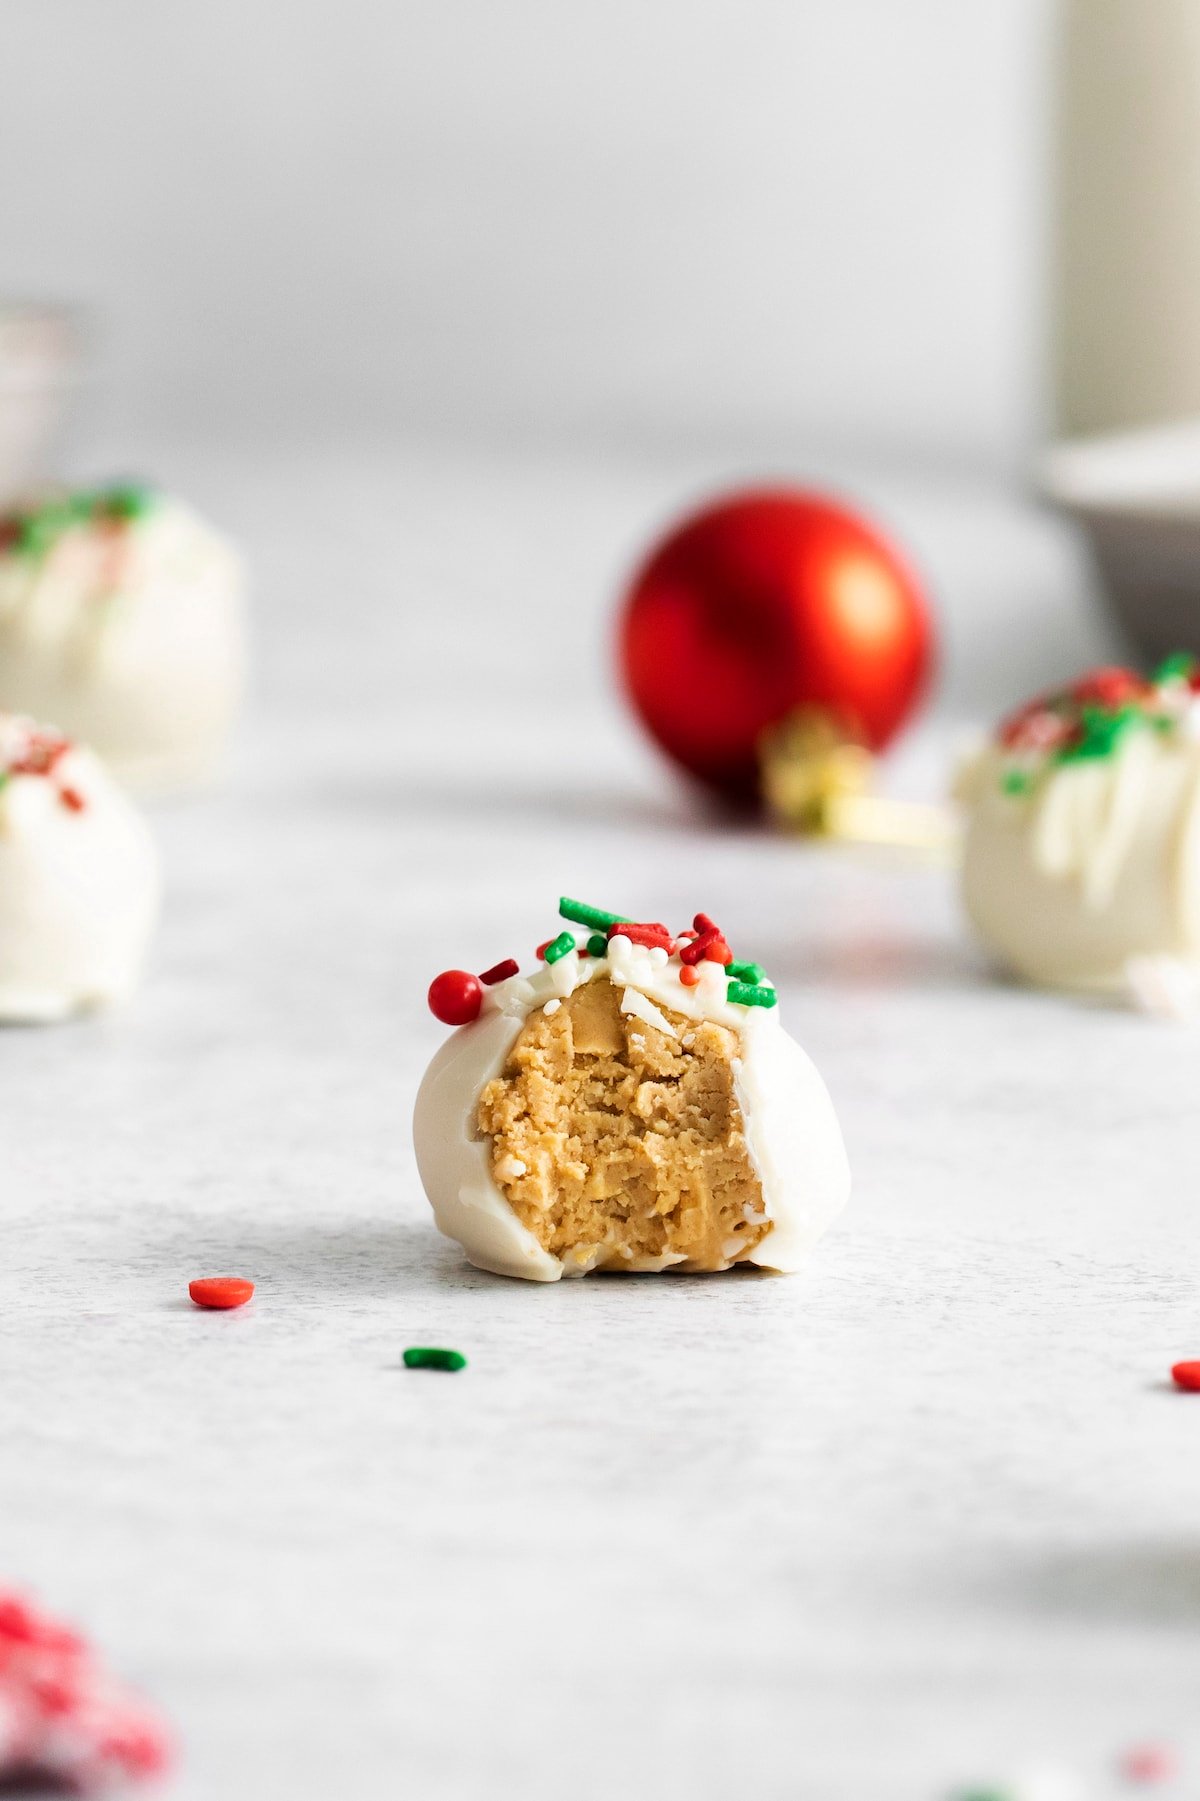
[403,1347,467,1372]
[1170,1360,1200,1391]
[188,1277,255,1310]
[1120,1744,1177,1784]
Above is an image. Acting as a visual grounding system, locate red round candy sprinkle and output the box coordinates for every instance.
[679,965,700,987]
[189,1277,254,1310]
[428,969,483,1024]
[479,958,519,986]
[1171,1360,1200,1391]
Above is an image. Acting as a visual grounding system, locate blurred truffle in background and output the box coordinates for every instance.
[0,482,247,794]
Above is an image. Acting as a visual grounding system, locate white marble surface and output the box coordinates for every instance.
[3,443,1196,1801]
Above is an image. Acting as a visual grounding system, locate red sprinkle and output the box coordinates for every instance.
[188,1277,254,1311]
[680,931,733,967]
[609,920,672,951]
[679,965,700,987]
[428,969,483,1024]
[58,786,85,813]
[479,958,519,986]
[535,939,553,960]
[1171,1360,1200,1392]
[1120,1744,1176,1784]
[1071,665,1146,708]
[693,912,721,936]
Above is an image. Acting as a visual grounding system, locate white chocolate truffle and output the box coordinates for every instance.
[959,660,1200,991]
[414,915,850,1282]
[0,715,160,1021]
[0,486,246,793]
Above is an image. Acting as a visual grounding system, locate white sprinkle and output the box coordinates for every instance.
[543,998,561,1015]
[495,1155,528,1181]
[608,933,632,953]
[649,946,669,967]
[620,986,678,1037]
[681,1033,695,1049]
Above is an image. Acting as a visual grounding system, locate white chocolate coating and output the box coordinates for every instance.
[0,717,160,1021]
[960,707,1200,991]
[413,933,851,1282]
[0,494,246,792]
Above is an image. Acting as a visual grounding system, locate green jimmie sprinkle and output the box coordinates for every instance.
[403,1347,467,1373]
[725,961,766,985]
[727,981,777,1008]
[558,896,632,933]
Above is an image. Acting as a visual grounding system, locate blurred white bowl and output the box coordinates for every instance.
[1041,421,1200,661]
[0,306,77,506]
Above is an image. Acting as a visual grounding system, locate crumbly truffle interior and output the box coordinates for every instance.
[476,978,769,1272]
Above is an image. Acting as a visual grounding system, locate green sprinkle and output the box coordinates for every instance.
[585,932,609,958]
[558,896,631,932]
[727,981,777,1008]
[1001,767,1032,795]
[403,1346,467,1373]
[543,931,576,964]
[101,481,156,521]
[1155,650,1196,683]
[726,960,766,984]
[1055,703,1141,764]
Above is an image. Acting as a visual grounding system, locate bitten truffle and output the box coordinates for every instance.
[414,901,850,1281]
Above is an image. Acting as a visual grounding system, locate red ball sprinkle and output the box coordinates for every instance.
[1120,1744,1176,1784]
[188,1277,255,1311]
[479,958,519,986]
[679,965,700,987]
[428,969,483,1024]
[1171,1360,1200,1392]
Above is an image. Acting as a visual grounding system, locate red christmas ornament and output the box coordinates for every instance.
[617,488,934,798]
[428,969,483,1026]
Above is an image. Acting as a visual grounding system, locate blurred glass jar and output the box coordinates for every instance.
[0,307,76,505]
[1055,0,1200,436]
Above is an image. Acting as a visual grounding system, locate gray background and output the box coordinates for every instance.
[4,0,1050,467]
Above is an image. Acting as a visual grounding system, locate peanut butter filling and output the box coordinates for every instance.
[476,978,769,1271]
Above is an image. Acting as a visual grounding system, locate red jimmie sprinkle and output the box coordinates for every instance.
[1171,1360,1200,1392]
[609,920,672,951]
[58,787,85,813]
[188,1277,255,1311]
[479,958,519,986]
[680,931,733,966]
[693,912,721,936]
